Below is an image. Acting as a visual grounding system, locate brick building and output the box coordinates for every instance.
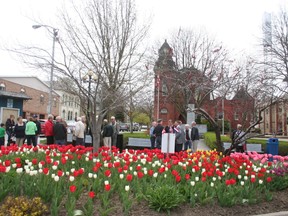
[260,102,288,135]
[153,41,254,130]
[0,77,60,119]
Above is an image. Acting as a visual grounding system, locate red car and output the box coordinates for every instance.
[39,119,47,136]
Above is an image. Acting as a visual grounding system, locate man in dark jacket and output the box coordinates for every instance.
[33,114,41,145]
[191,121,199,152]
[5,115,15,146]
[153,119,164,149]
[53,116,67,145]
[102,119,113,149]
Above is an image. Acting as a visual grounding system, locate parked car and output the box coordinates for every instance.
[39,119,47,136]
[140,125,148,130]
[133,123,141,131]
[119,123,130,132]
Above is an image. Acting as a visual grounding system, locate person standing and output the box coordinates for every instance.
[0,123,5,146]
[33,115,41,145]
[231,124,246,153]
[184,124,192,150]
[25,117,37,147]
[110,116,119,147]
[45,114,54,145]
[53,116,67,145]
[74,117,85,146]
[14,116,26,146]
[149,121,157,149]
[191,121,199,152]
[5,115,15,146]
[164,119,174,133]
[174,121,185,152]
[102,119,113,149]
[153,119,164,149]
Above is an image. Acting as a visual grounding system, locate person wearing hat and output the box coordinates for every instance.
[33,114,41,145]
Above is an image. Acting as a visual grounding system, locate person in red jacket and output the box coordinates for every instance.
[45,114,54,145]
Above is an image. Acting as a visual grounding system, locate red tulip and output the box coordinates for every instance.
[137,171,144,179]
[15,158,21,163]
[88,191,95,198]
[4,160,11,167]
[57,170,63,177]
[104,170,111,177]
[104,184,111,191]
[42,167,49,175]
[70,185,77,193]
[32,158,37,165]
[126,174,133,182]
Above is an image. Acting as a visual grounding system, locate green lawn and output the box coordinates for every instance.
[122,131,150,144]
[204,132,288,155]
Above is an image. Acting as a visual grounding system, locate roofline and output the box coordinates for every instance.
[0,76,60,97]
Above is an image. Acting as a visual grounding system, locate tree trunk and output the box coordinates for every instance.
[214,125,223,152]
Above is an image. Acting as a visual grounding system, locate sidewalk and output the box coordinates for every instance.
[197,139,210,151]
[252,212,288,216]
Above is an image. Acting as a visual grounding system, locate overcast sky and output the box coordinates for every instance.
[0,0,287,78]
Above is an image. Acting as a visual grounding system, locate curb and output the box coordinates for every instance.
[252,211,288,216]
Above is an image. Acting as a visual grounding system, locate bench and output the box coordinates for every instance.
[246,144,263,153]
[222,143,263,153]
[126,138,151,149]
[223,142,232,150]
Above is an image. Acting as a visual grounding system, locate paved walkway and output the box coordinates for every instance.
[197,139,211,151]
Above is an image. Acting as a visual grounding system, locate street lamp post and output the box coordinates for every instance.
[32,24,58,115]
[82,69,98,134]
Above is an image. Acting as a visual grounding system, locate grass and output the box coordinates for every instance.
[204,132,288,155]
[122,131,150,144]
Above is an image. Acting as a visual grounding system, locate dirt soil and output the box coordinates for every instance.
[127,189,288,216]
[59,188,288,216]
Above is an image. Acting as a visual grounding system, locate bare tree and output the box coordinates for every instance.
[8,0,150,152]
[262,8,288,86]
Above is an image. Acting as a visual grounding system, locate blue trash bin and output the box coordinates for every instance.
[266,138,279,156]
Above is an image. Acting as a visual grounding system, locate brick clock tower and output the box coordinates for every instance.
[154,40,180,125]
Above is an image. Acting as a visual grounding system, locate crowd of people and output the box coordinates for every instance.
[0,114,41,147]
[149,119,200,153]
[0,114,87,147]
[0,114,121,148]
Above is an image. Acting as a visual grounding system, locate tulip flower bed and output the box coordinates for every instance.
[0,145,288,216]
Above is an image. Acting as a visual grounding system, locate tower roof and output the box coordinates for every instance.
[155,40,175,70]
[233,87,253,100]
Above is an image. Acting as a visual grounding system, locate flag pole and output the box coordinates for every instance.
[157,75,160,120]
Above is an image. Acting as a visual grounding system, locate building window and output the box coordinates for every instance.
[234,112,239,120]
[266,123,269,129]
[62,110,66,120]
[40,94,44,103]
[75,112,78,119]
[162,82,168,96]
[7,98,13,108]
[0,83,5,91]
[53,98,57,107]
[160,108,168,114]
[217,112,223,119]
[265,109,269,114]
